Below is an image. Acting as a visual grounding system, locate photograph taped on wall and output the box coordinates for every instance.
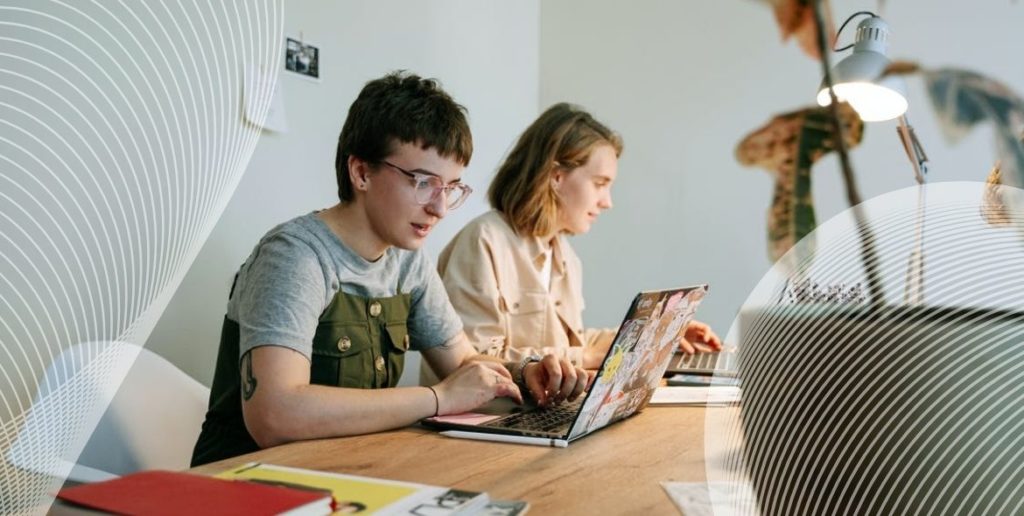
[285,37,319,80]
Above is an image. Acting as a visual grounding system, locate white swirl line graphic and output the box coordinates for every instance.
[1,1,283,511]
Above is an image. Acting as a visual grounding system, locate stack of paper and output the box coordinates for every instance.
[649,386,741,406]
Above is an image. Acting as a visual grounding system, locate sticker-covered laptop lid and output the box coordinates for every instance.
[568,285,708,440]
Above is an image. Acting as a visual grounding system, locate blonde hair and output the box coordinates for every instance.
[488,103,622,236]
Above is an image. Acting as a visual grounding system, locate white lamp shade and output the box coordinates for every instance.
[817,73,908,121]
[817,16,909,122]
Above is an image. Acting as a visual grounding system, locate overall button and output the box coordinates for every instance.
[369,302,382,317]
[374,356,386,371]
[337,336,352,352]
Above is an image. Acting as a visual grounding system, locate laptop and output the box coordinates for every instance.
[664,348,739,377]
[422,285,708,447]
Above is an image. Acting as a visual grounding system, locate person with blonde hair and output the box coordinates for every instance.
[430,103,720,399]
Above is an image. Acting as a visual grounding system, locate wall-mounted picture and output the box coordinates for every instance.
[285,37,319,80]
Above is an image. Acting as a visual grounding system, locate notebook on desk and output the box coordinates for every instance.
[423,285,708,447]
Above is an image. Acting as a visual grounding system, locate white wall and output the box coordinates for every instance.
[146,0,540,385]
[150,0,1024,384]
[539,0,1024,340]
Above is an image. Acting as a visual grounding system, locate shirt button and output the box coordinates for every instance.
[555,300,562,306]
[337,336,352,352]
[369,302,382,317]
[375,356,386,371]
[513,302,520,309]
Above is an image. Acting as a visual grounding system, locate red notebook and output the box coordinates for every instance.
[57,470,333,516]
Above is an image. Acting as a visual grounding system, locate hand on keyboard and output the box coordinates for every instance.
[522,354,589,407]
[678,319,722,354]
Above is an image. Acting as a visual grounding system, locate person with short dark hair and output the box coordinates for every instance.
[191,73,585,467]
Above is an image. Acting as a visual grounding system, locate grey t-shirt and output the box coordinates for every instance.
[226,212,463,361]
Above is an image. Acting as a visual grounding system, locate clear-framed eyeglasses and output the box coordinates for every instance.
[379,160,473,210]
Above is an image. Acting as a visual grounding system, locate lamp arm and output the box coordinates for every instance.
[897,114,929,185]
[896,115,929,305]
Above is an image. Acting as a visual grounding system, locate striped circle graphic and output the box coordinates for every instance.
[706,182,1024,515]
[0,1,282,511]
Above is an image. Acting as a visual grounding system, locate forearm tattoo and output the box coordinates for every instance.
[241,352,258,401]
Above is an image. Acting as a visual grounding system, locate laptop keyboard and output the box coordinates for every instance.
[485,400,583,433]
[674,351,737,374]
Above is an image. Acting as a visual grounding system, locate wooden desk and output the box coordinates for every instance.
[191,406,733,515]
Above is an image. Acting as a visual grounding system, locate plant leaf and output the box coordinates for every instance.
[736,102,864,267]
[760,0,836,60]
[922,68,1024,188]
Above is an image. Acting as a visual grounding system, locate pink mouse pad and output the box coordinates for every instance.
[427,413,502,426]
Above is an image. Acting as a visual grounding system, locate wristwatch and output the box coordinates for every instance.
[512,354,542,391]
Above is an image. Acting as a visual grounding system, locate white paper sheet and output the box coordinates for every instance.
[650,386,741,406]
[661,481,759,516]
[244,65,288,133]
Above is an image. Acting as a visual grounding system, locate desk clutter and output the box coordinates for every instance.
[57,462,529,515]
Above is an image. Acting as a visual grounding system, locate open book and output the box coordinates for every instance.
[217,462,491,515]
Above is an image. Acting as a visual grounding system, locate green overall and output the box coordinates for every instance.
[191,288,411,467]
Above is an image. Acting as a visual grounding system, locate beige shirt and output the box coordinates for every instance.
[426,210,614,383]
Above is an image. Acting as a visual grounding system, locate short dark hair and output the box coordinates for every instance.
[335,71,473,202]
